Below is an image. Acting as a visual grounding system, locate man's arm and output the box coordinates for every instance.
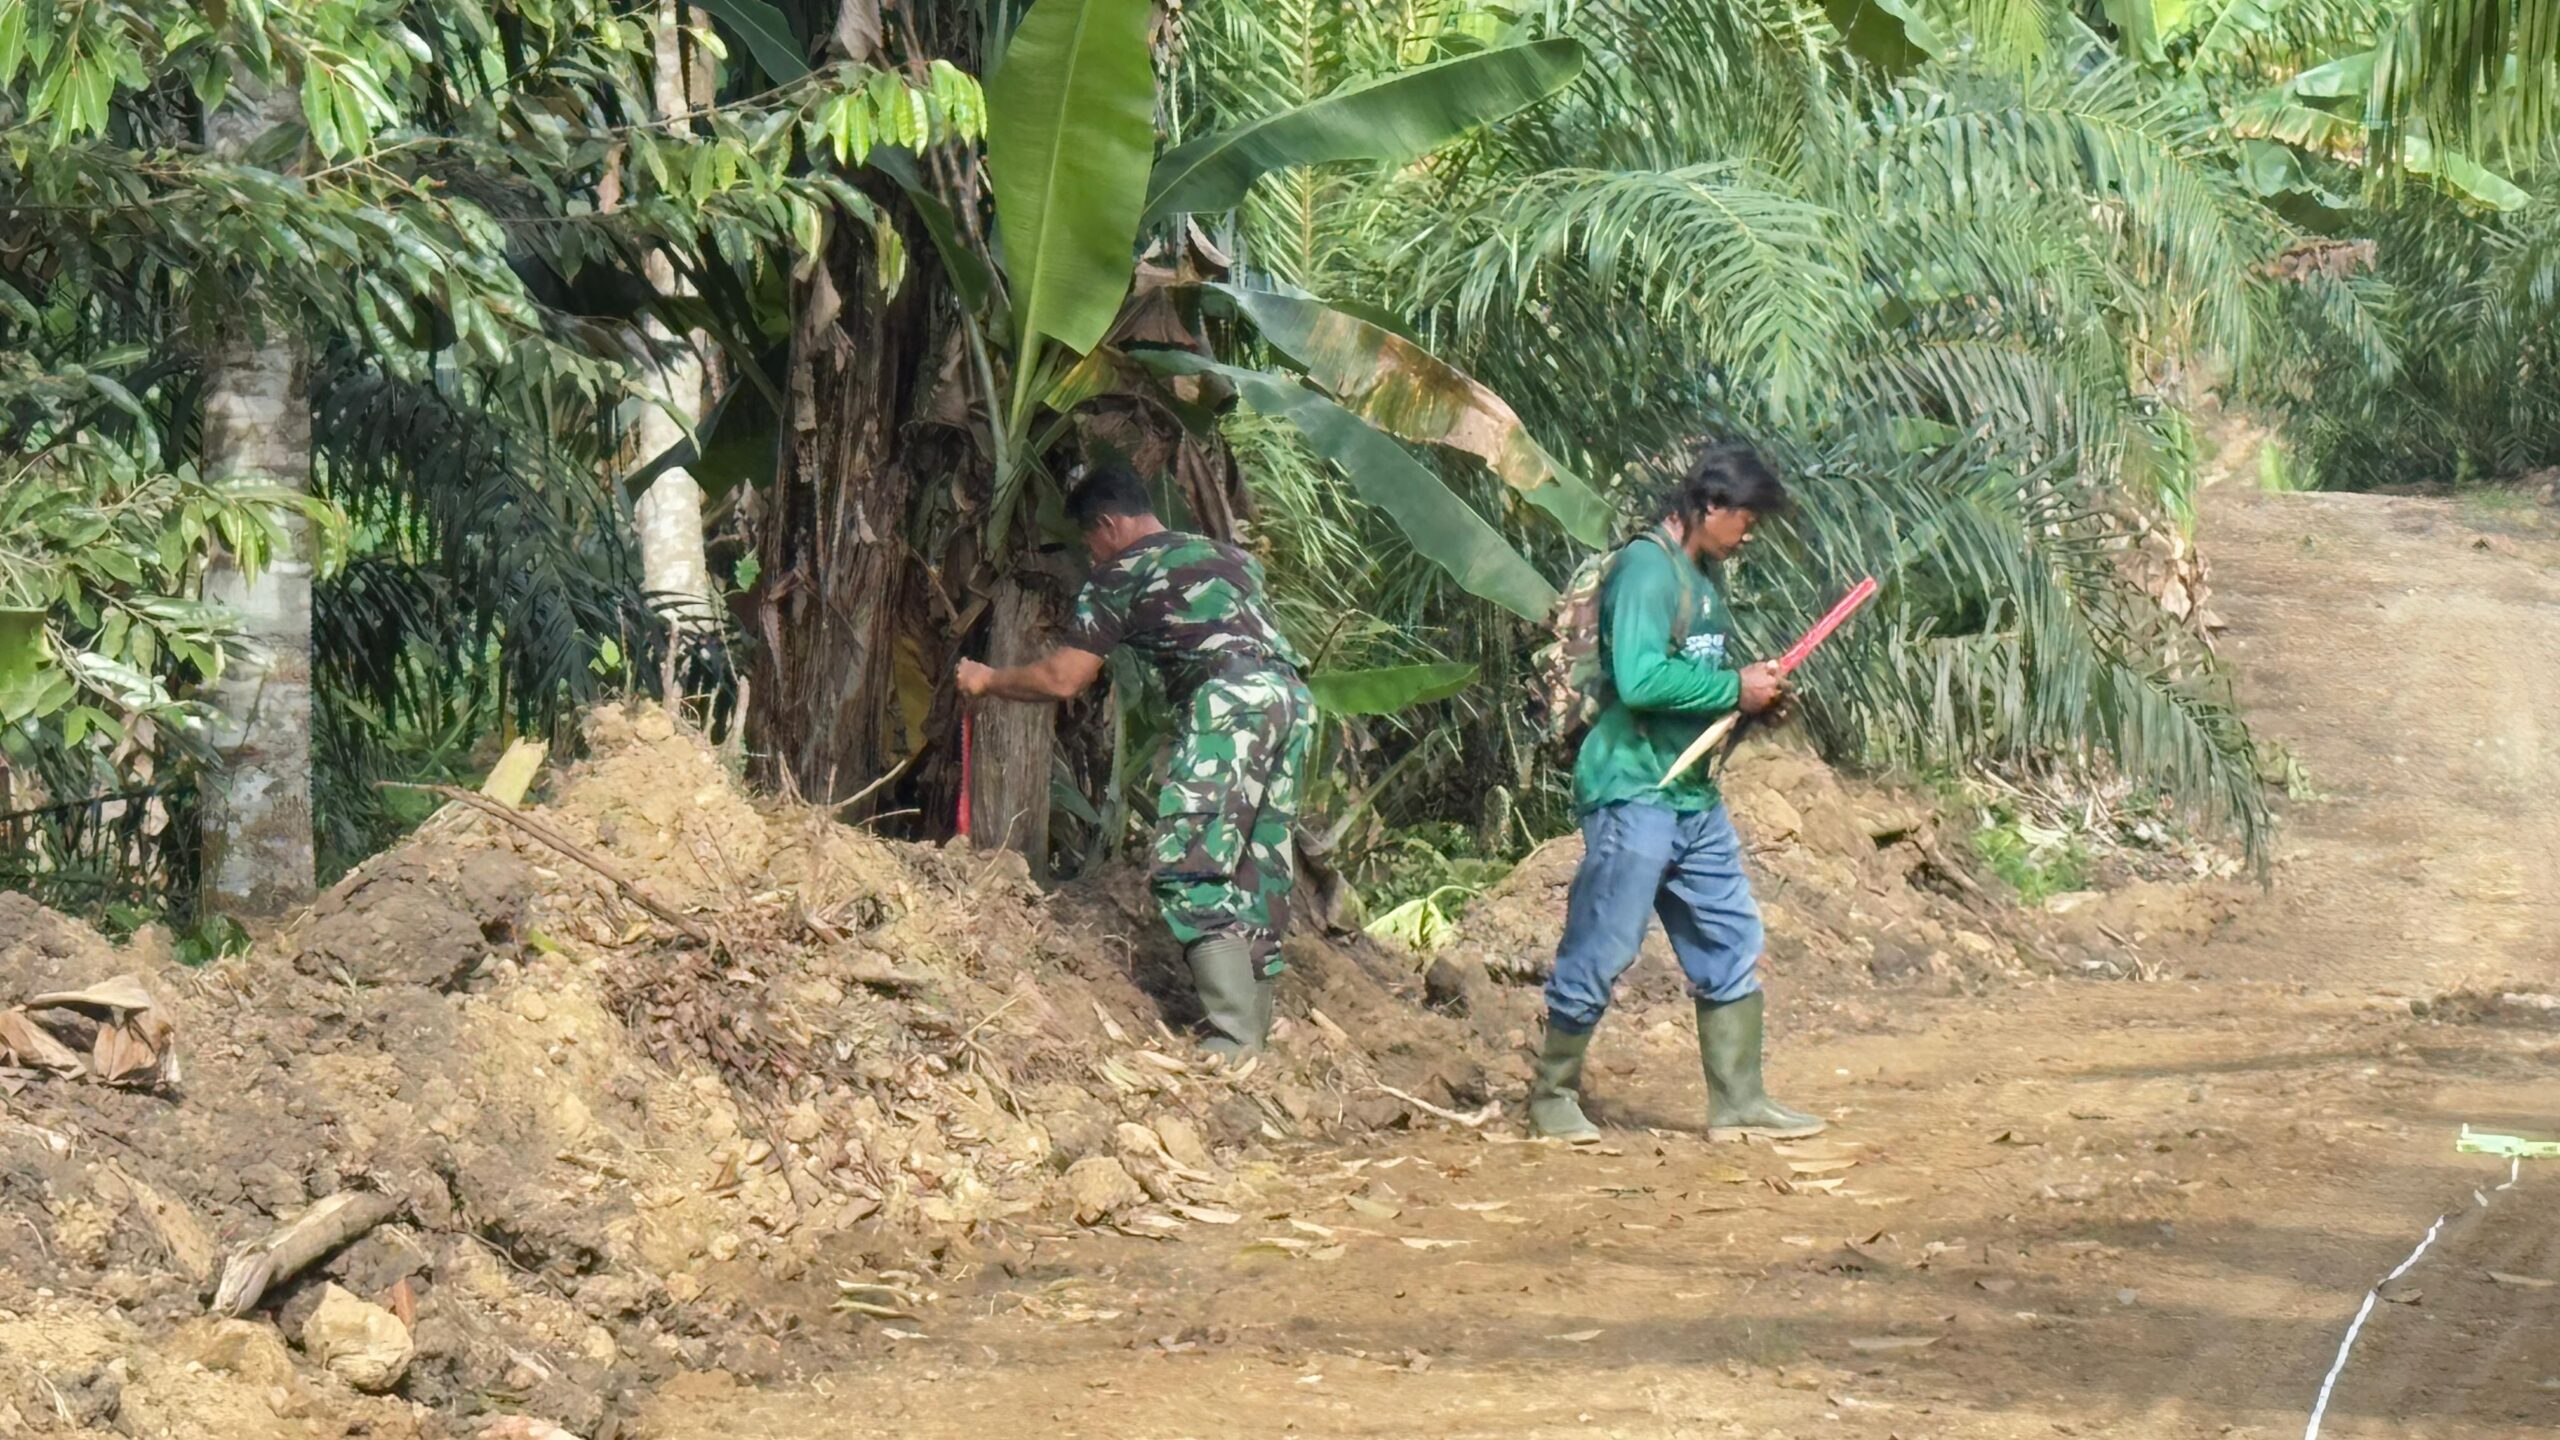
[957,647,1107,704]
[1605,543,1742,716]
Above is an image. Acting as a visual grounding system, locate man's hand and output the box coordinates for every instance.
[1738,661,1789,716]
[954,649,1105,703]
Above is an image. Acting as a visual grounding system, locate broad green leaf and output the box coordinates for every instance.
[2097,0,2168,62]
[2228,88,2363,155]
[693,0,809,83]
[1209,283,1608,547]
[1042,344,1146,413]
[1143,38,1585,224]
[0,610,52,723]
[1142,353,1557,619]
[2403,136,2530,210]
[1821,0,1946,73]
[625,373,782,503]
[1306,662,1478,716]
[986,0,1156,376]
[1051,771,1102,826]
[2290,50,2375,99]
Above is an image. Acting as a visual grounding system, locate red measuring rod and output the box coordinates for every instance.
[1774,576,1878,675]
[1657,575,1881,787]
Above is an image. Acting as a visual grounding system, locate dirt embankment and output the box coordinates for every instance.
[0,706,1504,1439]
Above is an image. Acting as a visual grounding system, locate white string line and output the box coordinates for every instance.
[2303,1156,2524,1440]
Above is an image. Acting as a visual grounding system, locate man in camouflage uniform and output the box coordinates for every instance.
[957,462,1313,1064]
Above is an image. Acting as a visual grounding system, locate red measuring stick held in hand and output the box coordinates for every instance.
[1660,576,1880,787]
[1773,576,1878,675]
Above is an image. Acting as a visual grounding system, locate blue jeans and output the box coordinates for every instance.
[1545,801,1764,1032]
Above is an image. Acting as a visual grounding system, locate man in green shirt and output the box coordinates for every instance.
[1529,442,1823,1143]
[957,463,1313,1067]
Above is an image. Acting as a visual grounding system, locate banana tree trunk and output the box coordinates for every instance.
[749,245,929,808]
[967,575,1056,873]
[632,1,714,667]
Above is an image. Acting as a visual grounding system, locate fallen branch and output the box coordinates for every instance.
[842,964,934,993]
[1371,1084,1500,1129]
[212,1189,401,1317]
[1913,837,1993,905]
[833,747,922,816]
[381,783,713,945]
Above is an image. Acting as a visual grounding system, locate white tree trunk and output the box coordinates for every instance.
[199,89,315,918]
[631,2,714,655]
[632,268,712,624]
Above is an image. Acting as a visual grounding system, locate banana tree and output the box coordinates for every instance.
[721,0,1597,860]
[967,3,1600,585]
[915,0,1596,858]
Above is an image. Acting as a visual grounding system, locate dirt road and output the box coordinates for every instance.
[635,486,2560,1440]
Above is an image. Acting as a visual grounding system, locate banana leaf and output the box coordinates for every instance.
[1143,39,1585,223]
[1209,283,1609,547]
[1306,662,1478,716]
[2403,136,2530,210]
[986,0,1156,379]
[1823,0,1946,71]
[1141,353,1557,620]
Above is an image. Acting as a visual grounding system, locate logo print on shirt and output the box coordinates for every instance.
[1683,632,1727,666]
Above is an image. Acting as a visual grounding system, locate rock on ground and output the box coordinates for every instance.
[300,1283,414,1393]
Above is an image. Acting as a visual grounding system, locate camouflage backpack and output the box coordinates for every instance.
[1532,528,1693,759]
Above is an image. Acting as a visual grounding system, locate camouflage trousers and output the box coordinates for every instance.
[1152,667,1315,978]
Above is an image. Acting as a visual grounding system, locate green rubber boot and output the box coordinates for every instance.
[1697,991,1825,1142]
[1187,936,1265,1066]
[1526,1024,1603,1142]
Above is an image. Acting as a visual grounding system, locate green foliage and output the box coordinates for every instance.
[986,0,1158,383]
[1144,37,1587,222]
[1364,883,1473,951]
[692,0,813,83]
[1305,662,1478,716]
[0,351,338,758]
[1357,821,1512,949]
[1147,353,1561,619]
[36,0,2560,910]
[1209,283,1610,544]
[1823,0,1948,70]
[1283,8,2283,844]
[173,914,252,967]
[1970,811,2092,904]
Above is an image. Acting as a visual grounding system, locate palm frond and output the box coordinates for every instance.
[1426,163,1862,410]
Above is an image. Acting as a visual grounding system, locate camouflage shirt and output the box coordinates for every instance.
[1065,530,1305,703]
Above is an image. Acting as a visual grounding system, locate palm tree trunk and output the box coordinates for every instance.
[198,88,315,919]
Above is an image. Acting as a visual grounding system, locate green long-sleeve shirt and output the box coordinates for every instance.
[1572,528,1742,815]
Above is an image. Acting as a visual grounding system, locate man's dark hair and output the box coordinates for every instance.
[1065,461,1157,532]
[1653,441,1789,526]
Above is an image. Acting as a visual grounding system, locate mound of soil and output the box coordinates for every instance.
[0,706,1504,1438]
[1443,734,2086,1011]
